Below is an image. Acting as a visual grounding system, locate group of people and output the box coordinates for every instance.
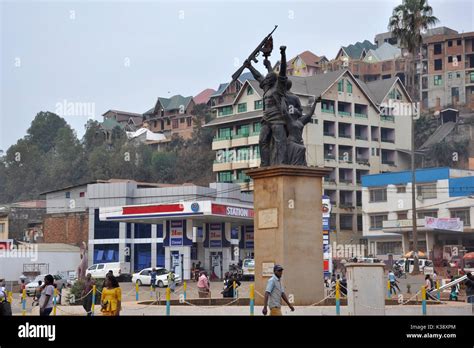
[222,272,241,298]
[81,271,121,316]
[149,268,176,293]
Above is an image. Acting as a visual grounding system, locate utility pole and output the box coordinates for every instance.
[411,107,420,274]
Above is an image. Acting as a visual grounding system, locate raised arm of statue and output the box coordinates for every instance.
[300,96,321,125]
[263,58,273,73]
[245,60,264,84]
[279,46,287,77]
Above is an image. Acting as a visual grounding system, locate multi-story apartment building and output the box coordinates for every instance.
[275,50,329,77]
[361,167,474,262]
[143,95,196,140]
[205,68,413,244]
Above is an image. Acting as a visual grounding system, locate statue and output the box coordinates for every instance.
[245,45,288,166]
[232,28,318,167]
[77,241,88,281]
[282,80,321,166]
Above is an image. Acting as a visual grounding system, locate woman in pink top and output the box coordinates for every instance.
[197,271,210,298]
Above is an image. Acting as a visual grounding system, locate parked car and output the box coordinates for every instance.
[85,262,131,279]
[25,274,67,297]
[132,267,181,287]
[242,259,255,280]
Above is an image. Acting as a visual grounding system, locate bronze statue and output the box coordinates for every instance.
[245,46,288,166]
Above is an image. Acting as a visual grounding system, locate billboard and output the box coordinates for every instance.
[245,226,254,249]
[209,223,222,248]
[170,221,184,246]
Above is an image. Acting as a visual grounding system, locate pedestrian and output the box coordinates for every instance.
[167,271,176,292]
[262,265,295,316]
[464,272,474,312]
[101,271,114,289]
[222,272,231,298]
[0,281,12,316]
[39,275,55,316]
[32,280,43,306]
[20,279,26,295]
[150,268,157,290]
[100,275,121,316]
[82,273,95,316]
[197,271,210,298]
[340,276,347,296]
[424,274,437,300]
[449,276,459,301]
[388,270,400,294]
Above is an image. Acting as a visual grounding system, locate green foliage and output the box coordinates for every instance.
[0,104,215,203]
[67,279,104,305]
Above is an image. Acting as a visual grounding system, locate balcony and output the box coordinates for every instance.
[355,135,368,141]
[322,108,335,114]
[212,136,232,150]
[323,177,336,185]
[381,137,395,143]
[324,154,336,161]
[339,134,351,139]
[339,178,353,184]
[232,161,250,170]
[339,202,355,209]
[354,113,368,118]
[338,111,352,117]
[382,160,395,166]
[381,115,395,122]
[231,135,248,147]
[213,162,232,171]
[356,157,370,166]
[324,132,335,137]
[339,156,353,163]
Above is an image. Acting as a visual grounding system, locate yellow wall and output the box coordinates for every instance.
[0,216,9,240]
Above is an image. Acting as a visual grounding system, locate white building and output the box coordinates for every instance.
[362,167,474,261]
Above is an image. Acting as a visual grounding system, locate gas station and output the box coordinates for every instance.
[99,200,254,280]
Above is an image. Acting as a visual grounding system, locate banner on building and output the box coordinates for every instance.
[322,195,331,276]
[231,227,239,240]
[209,223,222,248]
[245,226,254,249]
[425,217,463,232]
[170,221,184,246]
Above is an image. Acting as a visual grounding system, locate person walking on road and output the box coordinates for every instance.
[100,275,121,316]
[82,273,95,316]
[150,268,157,290]
[262,265,295,316]
[424,274,437,300]
[167,271,176,293]
[389,270,401,294]
[197,271,210,298]
[39,275,55,316]
[464,272,474,313]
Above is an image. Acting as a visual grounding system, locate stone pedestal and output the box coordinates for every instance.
[247,165,331,306]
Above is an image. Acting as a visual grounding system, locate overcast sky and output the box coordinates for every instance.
[1,0,473,151]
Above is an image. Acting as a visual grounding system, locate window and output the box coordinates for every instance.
[470,72,474,83]
[166,119,170,126]
[254,100,263,110]
[434,59,442,71]
[434,75,442,86]
[340,215,353,230]
[417,210,438,219]
[180,117,185,124]
[417,183,437,199]
[218,128,231,138]
[397,211,408,220]
[457,55,462,62]
[434,43,442,55]
[65,192,71,198]
[172,119,178,128]
[451,209,471,226]
[0,224,4,233]
[236,124,249,136]
[377,241,402,255]
[219,106,233,116]
[448,56,453,63]
[186,117,192,127]
[253,122,261,133]
[448,72,453,79]
[456,72,461,78]
[247,86,254,95]
[237,103,247,113]
[370,214,388,229]
[346,81,352,93]
[448,40,453,47]
[97,264,105,270]
[396,185,406,193]
[369,188,387,202]
[452,87,459,97]
[140,270,150,276]
[338,79,344,92]
[457,39,462,46]
[79,192,85,198]
[218,171,233,183]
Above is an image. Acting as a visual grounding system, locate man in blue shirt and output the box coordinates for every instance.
[262,265,295,316]
[388,270,400,294]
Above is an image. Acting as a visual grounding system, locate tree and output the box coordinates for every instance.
[26,112,69,153]
[388,0,438,101]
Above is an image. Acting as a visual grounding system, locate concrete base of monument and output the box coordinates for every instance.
[246,165,332,306]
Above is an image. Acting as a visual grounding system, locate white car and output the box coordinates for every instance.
[85,262,131,279]
[242,259,255,280]
[25,274,67,296]
[132,267,181,288]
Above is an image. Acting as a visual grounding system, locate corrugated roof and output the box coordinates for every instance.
[238,72,255,83]
[362,77,398,104]
[194,88,216,104]
[158,95,193,111]
[101,118,125,130]
[211,83,229,97]
[288,50,323,68]
[365,43,401,62]
[342,40,377,59]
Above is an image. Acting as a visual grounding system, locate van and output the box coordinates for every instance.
[395,258,433,274]
[86,262,131,279]
[242,259,255,280]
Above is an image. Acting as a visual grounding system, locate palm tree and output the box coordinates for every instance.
[388,0,438,101]
[388,0,438,274]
